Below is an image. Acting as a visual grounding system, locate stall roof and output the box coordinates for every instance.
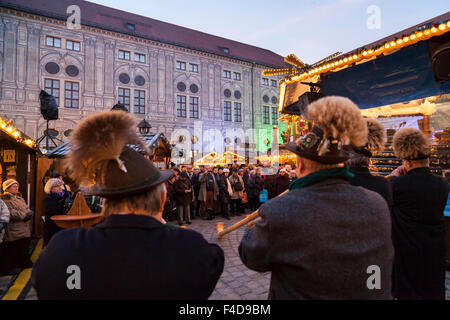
[0,115,40,153]
[45,133,165,158]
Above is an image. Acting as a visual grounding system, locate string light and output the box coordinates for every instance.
[0,116,36,148]
[280,18,450,85]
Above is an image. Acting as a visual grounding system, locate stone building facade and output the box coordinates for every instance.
[0,1,286,162]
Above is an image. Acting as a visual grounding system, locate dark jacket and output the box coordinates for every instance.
[247,175,264,198]
[164,181,177,219]
[173,178,192,206]
[191,173,200,199]
[389,167,449,300]
[239,178,394,300]
[264,174,277,199]
[43,190,72,246]
[349,167,393,208]
[32,214,224,299]
[216,173,230,204]
[274,174,290,196]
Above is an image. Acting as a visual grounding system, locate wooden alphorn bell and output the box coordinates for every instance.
[217,190,289,239]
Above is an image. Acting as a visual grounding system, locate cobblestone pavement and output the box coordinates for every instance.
[1,213,450,300]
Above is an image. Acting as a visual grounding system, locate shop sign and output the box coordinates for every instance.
[3,149,15,163]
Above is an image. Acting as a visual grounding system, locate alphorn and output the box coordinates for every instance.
[217,189,289,239]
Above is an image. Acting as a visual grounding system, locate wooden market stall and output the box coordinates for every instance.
[0,115,40,235]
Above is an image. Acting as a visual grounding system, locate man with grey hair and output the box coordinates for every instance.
[239,96,394,300]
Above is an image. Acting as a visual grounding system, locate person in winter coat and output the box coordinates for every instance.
[0,179,34,273]
[239,96,393,299]
[0,199,9,243]
[163,174,177,222]
[389,128,449,300]
[247,168,264,211]
[191,167,201,219]
[228,169,245,216]
[43,178,72,246]
[32,111,224,300]
[345,118,392,207]
[264,167,277,200]
[174,172,192,225]
[198,166,219,220]
[216,168,231,220]
[274,169,290,196]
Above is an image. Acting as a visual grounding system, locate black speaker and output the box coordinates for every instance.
[284,91,324,116]
[39,90,59,120]
[428,32,450,82]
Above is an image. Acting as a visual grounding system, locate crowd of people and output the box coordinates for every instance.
[164,162,296,225]
[0,95,448,301]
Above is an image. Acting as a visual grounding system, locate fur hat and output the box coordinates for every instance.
[66,111,173,198]
[44,178,63,194]
[2,179,18,192]
[393,128,430,160]
[286,96,367,164]
[350,118,386,157]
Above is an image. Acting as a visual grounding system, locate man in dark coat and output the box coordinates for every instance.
[216,168,231,220]
[274,169,290,196]
[32,111,224,299]
[239,97,394,299]
[389,128,449,300]
[345,118,393,207]
[173,172,192,225]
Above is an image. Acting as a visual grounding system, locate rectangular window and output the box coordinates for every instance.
[263,106,270,124]
[272,107,278,125]
[125,23,135,31]
[66,40,80,51]
[189,97,199,119]
[64,81,79,108]
[44,79,60,101]
[234,102,242,122]
[189,64,198,73]
[262,78,269,86]
[233,72,241,81]
[118,50,130,60]
[46,36,61,48]
[118,88,130,111]
[177,95,187,117]
[134,90,145,114]
[224,101,232,121]
[134,53,146,63]
[176,61,186,70]
[271,79,277,87]
[223,70,231,79]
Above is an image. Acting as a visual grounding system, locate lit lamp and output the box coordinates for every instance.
[215,222,225,233]
[137,119,152,135]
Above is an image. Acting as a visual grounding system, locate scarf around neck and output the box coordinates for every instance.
[289,166,354,191]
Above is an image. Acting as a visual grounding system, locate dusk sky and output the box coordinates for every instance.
[90,0,449,63]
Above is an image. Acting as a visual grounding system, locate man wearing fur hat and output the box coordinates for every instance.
[239,96,394,299]
[345,118,392,206]
[389,128,449,300]
[32,111,224,299]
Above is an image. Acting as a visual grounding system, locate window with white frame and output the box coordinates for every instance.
[64,81,79,108]
[46,36,61,48]
[233,72,241,81]
[271,79,277,87]
[118,88,130,111]
[223,70,231,79]
[177,95,187,117]
[134,90,145,114]
[189,97,199,119]
[66,40,80,51]
[189,64,198,73]
[134,53,146,63]
[224,101,232,121]
[176,61,186,71]
[44,79,60,102]
[118,50,131,60]
[234,102,242,122]
[272,107,278,125]
[262,78,269,86]
[263,106,270,124]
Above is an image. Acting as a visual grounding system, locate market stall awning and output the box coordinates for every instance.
[46,133,166,158]
[0,115,39,152]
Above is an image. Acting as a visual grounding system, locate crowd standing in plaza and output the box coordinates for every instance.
[0,96,448,301]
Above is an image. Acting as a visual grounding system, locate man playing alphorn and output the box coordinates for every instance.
[239,96,394,300]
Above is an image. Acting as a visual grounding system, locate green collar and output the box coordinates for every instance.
[407,167,430,175]
[289,166,354,191]
[349,166,371,175]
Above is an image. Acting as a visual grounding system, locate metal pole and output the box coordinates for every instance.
[46,120,49,151]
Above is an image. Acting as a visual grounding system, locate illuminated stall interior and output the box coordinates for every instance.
[265,13,450,175]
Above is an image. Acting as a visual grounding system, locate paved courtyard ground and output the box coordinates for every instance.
[1,213,450,300]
